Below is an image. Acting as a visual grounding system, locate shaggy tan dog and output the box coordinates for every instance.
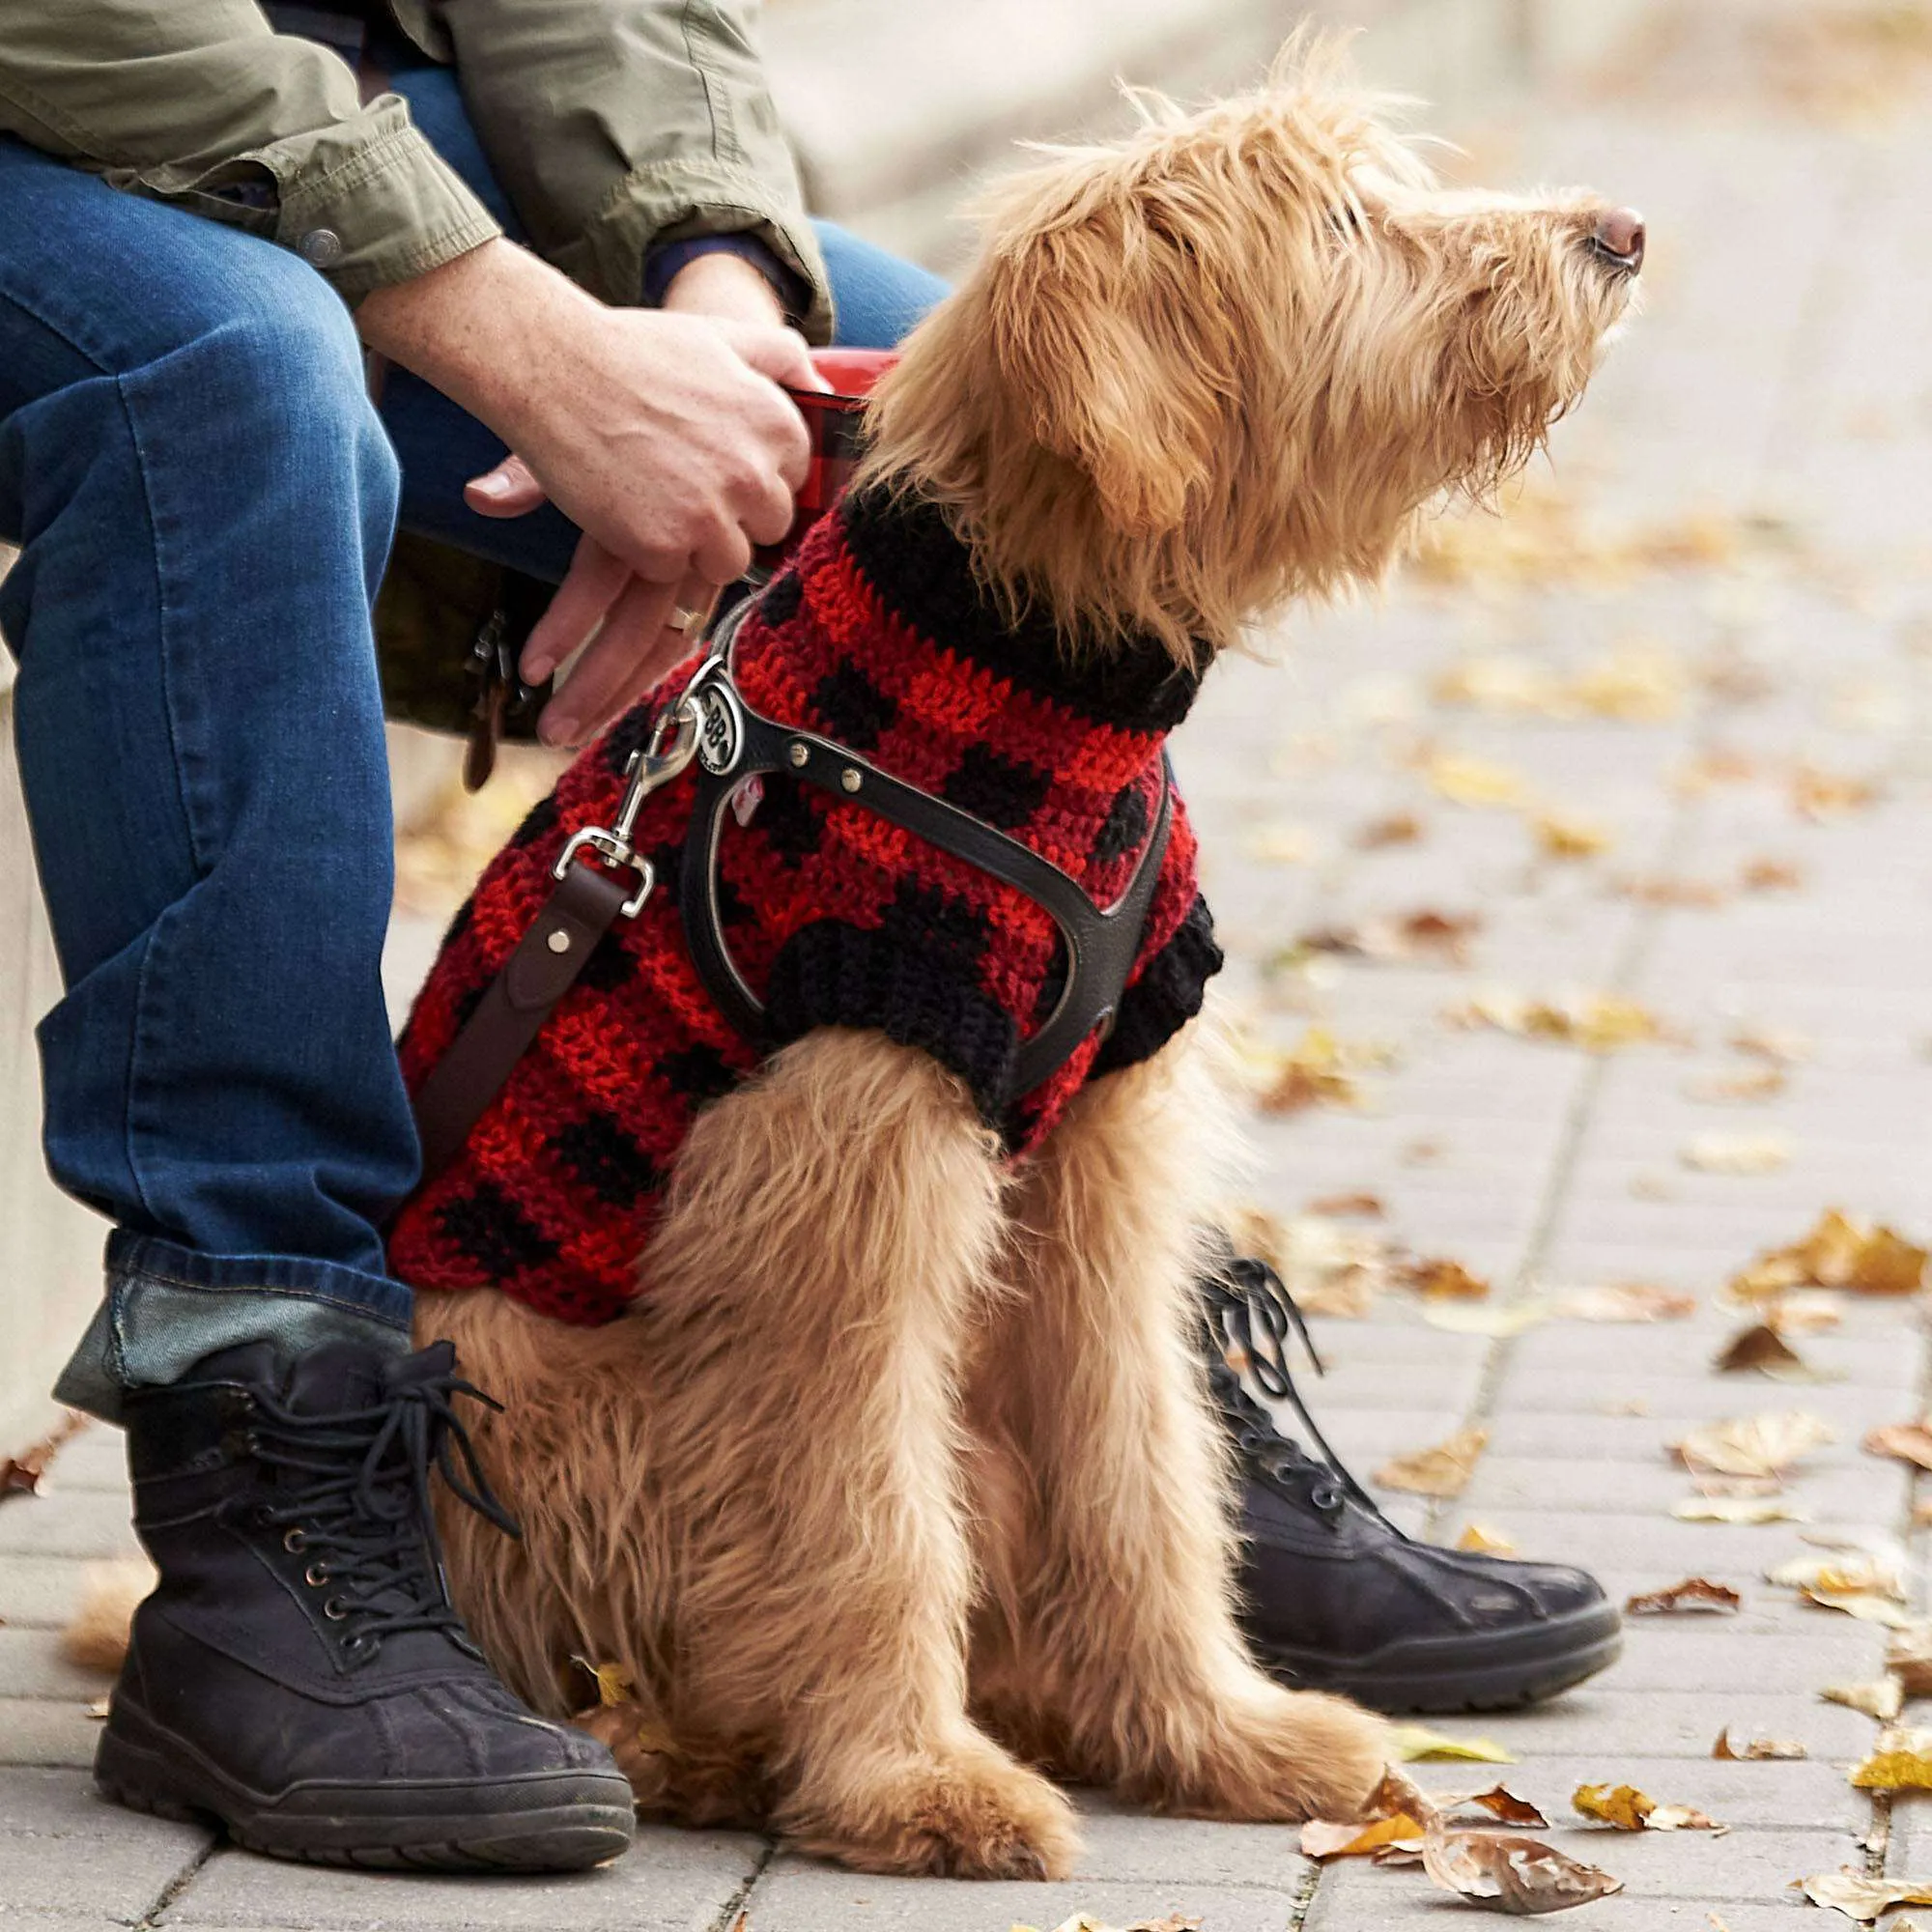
[411,46,1640,1879]
[421,45,1634,1882]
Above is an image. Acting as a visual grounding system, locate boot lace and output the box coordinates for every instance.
[1202,1254,1405,1536]
[247,1366,521,1665]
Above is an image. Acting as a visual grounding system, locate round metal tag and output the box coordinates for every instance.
[695,684,741,775]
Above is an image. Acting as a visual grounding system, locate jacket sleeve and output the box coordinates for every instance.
[0,0,500,303]
[432,0,833,340]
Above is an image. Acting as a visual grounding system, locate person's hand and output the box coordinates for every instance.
[357,240,818,744]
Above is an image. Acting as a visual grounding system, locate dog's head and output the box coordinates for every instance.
[862,39,1641,666]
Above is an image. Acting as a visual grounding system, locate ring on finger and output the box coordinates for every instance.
[670,605,702,632]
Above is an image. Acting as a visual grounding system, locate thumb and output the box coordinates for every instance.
[464,452,549,519]
[720,321,826,394]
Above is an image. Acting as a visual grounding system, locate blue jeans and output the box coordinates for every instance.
[0,81,948,1420]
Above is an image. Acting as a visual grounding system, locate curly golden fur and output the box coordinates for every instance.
[72,39,1636,1882]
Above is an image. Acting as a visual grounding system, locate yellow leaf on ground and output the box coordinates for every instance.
[1391,1724,1517,1764]
[1377,1426,1490,1499]
[1684,1065,1788,1104]
[1535,811,1613,859]
[1242,822,1316,865]
[1446,990,1674,1052]
[1628,1578,1744,1616]
[1574,1783,1720,1833]
[1421,1301,1550,1339]
[1792,765,1881,819]
[1672,1411,1833,1481]
[1300,1812,1428,1860]
[1423,1828,1623,1913]
[1728,1024,1814,1065]
[1821,1678,1904,1722]
[1865,1422,1932,1470]
[1356,811,1423,848]
[1425,750,1530,808]
[1458,1522,1519,1556]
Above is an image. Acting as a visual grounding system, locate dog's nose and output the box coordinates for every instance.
[1594,208,1645,270]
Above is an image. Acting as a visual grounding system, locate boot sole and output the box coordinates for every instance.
[97,1693,636,1872]
[1250,1600,1623,1715]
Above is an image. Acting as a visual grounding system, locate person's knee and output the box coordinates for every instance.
[164,250,399,519]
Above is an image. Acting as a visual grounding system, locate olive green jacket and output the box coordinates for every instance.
[0,0,831,332]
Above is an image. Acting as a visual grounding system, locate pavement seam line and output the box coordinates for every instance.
[706,1835,778,1931]
[129,1833,222,1929]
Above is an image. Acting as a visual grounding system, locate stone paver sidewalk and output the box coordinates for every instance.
[11,4,1932,1925]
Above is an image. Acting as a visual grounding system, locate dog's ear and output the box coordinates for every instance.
[983,200,1219,537]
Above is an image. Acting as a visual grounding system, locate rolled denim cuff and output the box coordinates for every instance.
[55,1232,412,1425]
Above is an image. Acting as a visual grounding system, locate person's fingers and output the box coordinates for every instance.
[537,573,683,747]
[719,320,826,394]
[519,536,632,687]
[464,452,549,518]
[688,520,755,589]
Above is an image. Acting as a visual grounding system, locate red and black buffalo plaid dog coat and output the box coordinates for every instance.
[387,486,1223,1325]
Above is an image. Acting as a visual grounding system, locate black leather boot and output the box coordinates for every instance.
[97,1338,635,1871]
[1204,1255,1622,1714]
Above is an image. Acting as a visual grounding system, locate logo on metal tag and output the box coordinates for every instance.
[695,685,740,775]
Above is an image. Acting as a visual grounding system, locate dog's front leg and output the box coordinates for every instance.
[974,1031,1388,1823]
[639,1027,1079,1878]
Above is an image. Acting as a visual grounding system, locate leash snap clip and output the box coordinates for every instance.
[551,697,701,918]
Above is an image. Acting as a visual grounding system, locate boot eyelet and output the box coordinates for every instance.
[304,1562,331,1588]
[322,1596,349,1620]
[1310,1484,1344,1514]
[283,1528,307,1553]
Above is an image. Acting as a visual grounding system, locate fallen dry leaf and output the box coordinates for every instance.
[1013,1918,1202,1932]
[1740,857,1804,892]
[1792,765,1881,819]
[1301,1811,1428,1860]
[1573,1783,1719,1833]
[1714,1728,1806,1760]
[1217,1203,1394,1319]
[1556,1282,1696,1322]
[1728,1024,1814,1065]
[1797,1872,1932,1918]
[1253,1027,1381,1116]
[0,1412,86,1504]
[1712,1322,1811,1378]
[1447,990,1676,1053]
[1672,1495,1808,1525]
[1806,1591,1918,1628]
[1865,1421,1932,1470]
[1406,1258,1492,1300]
[1768,1536,1908,1605]
[1242,821,1316,865]
[1377,1425,1490,1499]
[1729,1209,1927,1300]
[1422,1826,1623,1915]
[1682,1132,1790,1175]
[1447,1785,1549,1830]
[1615,872,1727,909]
[1535,811,1613,860]
[1459,1522,1520,1556]
[1672,1411,1833,1481]
[1356,810,1423,848]
[1822,1678,1904,1722]
[1426,750,1531,809]
[1683,1065,1788,1104]
[1306,1191,1384,1218]
[1293,909,1482,968]
[1626,1578,1743,1616]
[1391,1724,1518,1764]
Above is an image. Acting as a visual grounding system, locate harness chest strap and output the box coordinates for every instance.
[408,598,1174,1181]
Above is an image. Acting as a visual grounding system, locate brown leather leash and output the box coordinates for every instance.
[410,696,703,1180]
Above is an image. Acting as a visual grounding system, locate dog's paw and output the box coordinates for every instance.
[1136,1686,1391,1824]
[787,1738,1081,1880]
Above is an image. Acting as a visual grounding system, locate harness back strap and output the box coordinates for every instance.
[676,617,1174,1099]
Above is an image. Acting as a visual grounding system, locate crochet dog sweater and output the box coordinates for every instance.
[387,487,1223,1325]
